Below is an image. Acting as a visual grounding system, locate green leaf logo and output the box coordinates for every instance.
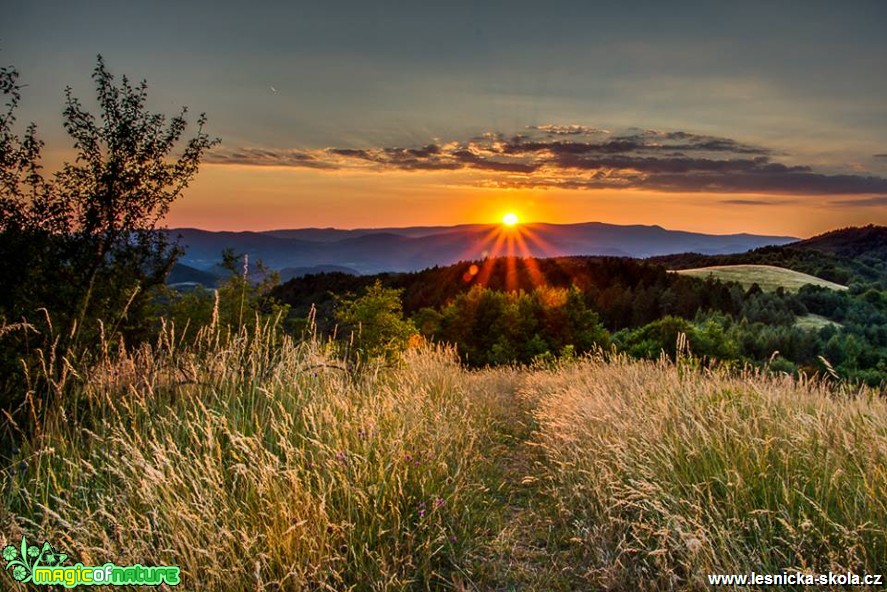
[2,536,69,584]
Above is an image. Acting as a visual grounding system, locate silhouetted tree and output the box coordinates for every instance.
[0,56,218,431]
[54,56,219,343]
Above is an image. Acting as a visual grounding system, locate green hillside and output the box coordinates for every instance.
[795,313,842,330]
[675,264,847,292]
[268,241,887,385]
[651,225,887,288]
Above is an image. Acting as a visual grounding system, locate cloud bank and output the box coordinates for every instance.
[207,126,887,196]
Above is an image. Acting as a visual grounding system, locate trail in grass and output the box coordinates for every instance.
[464,373,583,591]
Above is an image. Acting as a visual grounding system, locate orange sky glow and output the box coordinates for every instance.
[166,164,883,238]
[8,2,887,240]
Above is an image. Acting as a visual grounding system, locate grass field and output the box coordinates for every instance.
[1,325,885,590]
[795,313,843,331]
[675,264,848,292]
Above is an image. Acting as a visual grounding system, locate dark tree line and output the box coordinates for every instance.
[274,254,887,384]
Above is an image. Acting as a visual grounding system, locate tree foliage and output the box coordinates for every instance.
[427,285,609,366]
[0,60,47,230]
[0,56,218,425]
[274,255,887,384]
[57,57,218,341]
[159,249,290,337]
[335,281,417,363]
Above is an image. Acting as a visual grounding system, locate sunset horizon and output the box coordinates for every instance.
[4,2,887,589]
[6,1,886,237]
[166,216,805,240]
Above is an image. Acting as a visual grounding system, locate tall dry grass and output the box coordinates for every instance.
[2,320,886,591]
[0,322,515,591]
[523,353,887,589]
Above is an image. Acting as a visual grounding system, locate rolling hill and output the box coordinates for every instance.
[167,222,795,277]
[791,225,887,259]
[675,264,848,292]
[651,225,887,288]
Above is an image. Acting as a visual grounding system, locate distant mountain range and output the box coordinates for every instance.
[167,222,797,282]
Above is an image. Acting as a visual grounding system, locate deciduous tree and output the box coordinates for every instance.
[0,55,218,426]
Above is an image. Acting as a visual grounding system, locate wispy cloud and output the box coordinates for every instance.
[829,195,887,207]
[207,148,337,169]
[207,126,887,196]
[527,124,611,136]
[720,198,797,206]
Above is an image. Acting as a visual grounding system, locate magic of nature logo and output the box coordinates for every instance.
[2,535,180,588]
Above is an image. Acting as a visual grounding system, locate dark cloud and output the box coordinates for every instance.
[640,171,887,195]
[504,131,769,157]
[328,148,372,159]
[450,149,538,173]
[830,195,887,207]
[720,198,796,206]
[206,148,336,169]
[875,154,887,158]
[210,126,887,196]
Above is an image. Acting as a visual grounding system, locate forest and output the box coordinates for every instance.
[270,245,887,386]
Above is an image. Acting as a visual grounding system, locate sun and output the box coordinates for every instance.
[502,212,520,227]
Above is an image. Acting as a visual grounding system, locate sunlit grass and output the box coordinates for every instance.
[795,313,842,331]
[1,323,885,590]
[0,324,516,590]
[675,264,848,292]
[524,353,887,589]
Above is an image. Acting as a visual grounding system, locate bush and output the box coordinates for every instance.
[335,281,417,363]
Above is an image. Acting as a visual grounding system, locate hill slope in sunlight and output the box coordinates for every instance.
[651,225,887,288]
[675,264,848,292]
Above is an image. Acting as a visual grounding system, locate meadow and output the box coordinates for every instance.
[1,322,885,590]
[675,265,848,293]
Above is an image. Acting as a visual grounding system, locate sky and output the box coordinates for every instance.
[4,0,887,237]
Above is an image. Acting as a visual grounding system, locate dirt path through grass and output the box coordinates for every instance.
[462,371,584,591]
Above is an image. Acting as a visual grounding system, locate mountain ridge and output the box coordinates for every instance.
[167,221,797,276]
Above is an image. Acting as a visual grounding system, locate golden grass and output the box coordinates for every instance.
[2,324,885,590]
[524,354,887,590]
[1,325,515,590]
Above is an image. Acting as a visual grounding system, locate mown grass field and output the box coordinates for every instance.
[1,325,885,590]
[675,264,848,293]
[795,313,843,331]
